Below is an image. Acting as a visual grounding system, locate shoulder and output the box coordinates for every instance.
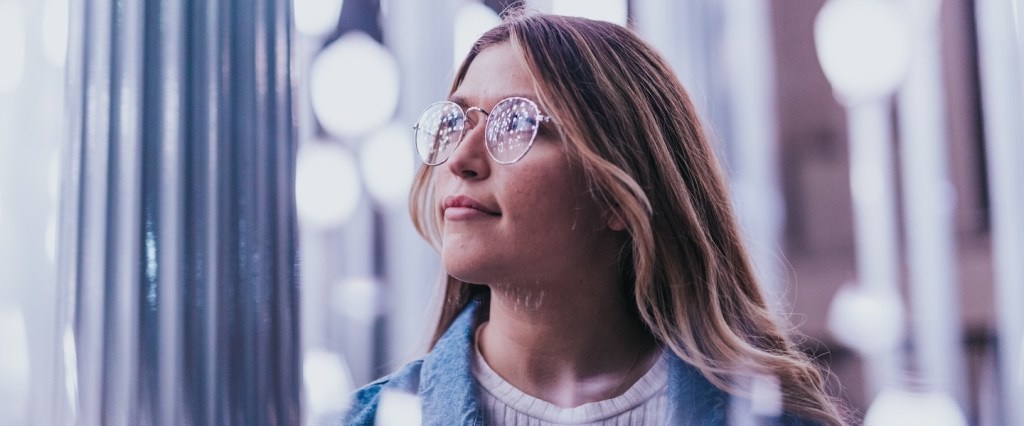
[663,353,825,425]
[341,359,425,426]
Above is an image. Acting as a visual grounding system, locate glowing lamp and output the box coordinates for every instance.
[310,31,400,139]
[814,0,912,103]
[827,283,904,355]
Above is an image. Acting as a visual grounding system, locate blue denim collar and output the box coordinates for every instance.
[418,298,487,425]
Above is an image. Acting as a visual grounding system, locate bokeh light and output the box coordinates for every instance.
[827,283,905,355]
[814,0,912,101]
[0,1,28,92]
[453,2,500,68]
[303,348,354,421]
[294,0,344,37]
[864,388,966,426]
[552,0,628,26]
[295,142,362,229]
[310,31,399,139]
[332,277,380,324]
[42,0,69,67]
[376,390,423,426]
[359,123,416,209]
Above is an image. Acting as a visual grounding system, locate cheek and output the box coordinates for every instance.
[504,172,602,243]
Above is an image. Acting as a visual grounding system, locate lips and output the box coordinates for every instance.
[442,195,500,217]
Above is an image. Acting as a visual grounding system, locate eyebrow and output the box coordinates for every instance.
[446,94,541,109]
[447,95,471,108]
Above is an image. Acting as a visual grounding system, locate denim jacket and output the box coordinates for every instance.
[342,299,816,425]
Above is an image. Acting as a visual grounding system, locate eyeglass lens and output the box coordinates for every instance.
[414,97,542,165]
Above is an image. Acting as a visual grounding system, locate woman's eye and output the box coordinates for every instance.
[508,113,536,132]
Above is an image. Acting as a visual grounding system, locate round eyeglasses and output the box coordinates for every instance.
[413,96,553,165]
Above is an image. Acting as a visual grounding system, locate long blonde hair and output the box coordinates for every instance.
[408,11,847,425]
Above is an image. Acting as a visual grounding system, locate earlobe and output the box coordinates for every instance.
[608,211,626,231]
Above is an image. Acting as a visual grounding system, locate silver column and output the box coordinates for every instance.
[55,0,300,424]
[896,0,965,406]
[976,0,1024,424]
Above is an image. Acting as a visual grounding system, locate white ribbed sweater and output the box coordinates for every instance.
[471,345,669,425]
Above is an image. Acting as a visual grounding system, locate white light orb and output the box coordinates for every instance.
[42,0,69,67]
[359,123,416,209]
[303,349,354,420]
[864,388,966,426]
[552,0,628,26]
[294,0,344,37]
[827,283,904,355]
[750,374,782,417]
[0,1,27,92]
[376,390,423,426]
[295,142,362,229]
[331,277,380,323]
[453,2,500,68]
[310,32,399,139]
[814,0,912,102]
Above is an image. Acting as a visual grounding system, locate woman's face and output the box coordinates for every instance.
[434,42,621,287]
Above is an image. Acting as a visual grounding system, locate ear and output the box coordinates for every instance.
[607,210,627,231]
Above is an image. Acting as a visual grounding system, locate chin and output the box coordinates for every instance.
[442,245,520,285]
[441,255,492,285]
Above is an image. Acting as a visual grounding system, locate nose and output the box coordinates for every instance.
[445,110,491,180]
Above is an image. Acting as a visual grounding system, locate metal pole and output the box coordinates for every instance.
[976,0,1024,424]
[57,1,300,424]
[847,99,904,397]
[896,0,966,406]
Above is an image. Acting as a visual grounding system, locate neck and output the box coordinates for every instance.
[477,280,659,408]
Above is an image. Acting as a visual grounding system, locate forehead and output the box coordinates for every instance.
[450,43,538,109]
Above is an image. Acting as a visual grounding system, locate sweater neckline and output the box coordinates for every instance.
[471,322,669,423]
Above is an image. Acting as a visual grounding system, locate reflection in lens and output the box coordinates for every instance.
[415,102,465,165]
[487,98,539,163]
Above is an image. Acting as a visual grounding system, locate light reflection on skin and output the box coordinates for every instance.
[489,283,546,312]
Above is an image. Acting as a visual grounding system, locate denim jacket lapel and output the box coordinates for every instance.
[418,299,485,426]
[665,353,731,425]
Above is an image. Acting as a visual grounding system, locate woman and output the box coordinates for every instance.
[345,10,847,426]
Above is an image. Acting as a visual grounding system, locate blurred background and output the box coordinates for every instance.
[0,0,1021,424]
